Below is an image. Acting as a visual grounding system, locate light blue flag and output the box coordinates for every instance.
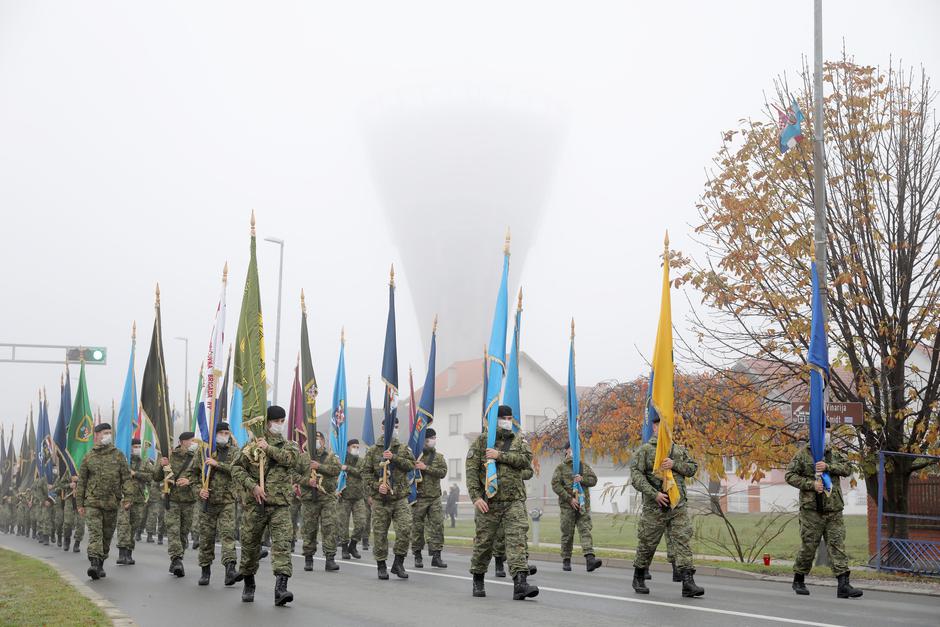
[230,388,249,448]
[503,292,522,433]
[568,322,585,508]
[331,337,348,493]
[408,322,437,503]
[484,240,510,498]
[116,329,137,461]
[642,369,656,443]
[808,262,832,492]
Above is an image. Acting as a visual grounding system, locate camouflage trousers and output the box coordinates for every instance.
[16,506,27,532]
[794,509,849,576]
[190,502,202,543]
[633,504,693,570]
[336,497,368,544]
[54,503,64,539]
[301,497,337,557]
[290,498,301,543]
[198,501,237,567]
[117,502,146,550]
[470,500,528,576]
[364,498,372,543]
[560,506,594,558]
[165,500,195,560]
[38,503,53,537]
[85,506,118,561]
[145,499,165,536]
[371,497,412,562]
[411,497,444,552]
[64,504,85,542]
[239,503,292,577]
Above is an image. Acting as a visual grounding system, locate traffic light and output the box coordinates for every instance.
[67,347,107,365]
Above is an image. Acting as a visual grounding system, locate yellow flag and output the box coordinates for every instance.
[652,234,681,507]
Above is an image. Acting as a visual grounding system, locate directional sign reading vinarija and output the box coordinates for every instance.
[790,401,864,426]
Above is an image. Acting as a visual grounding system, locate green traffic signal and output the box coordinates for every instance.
[67,347,107,364]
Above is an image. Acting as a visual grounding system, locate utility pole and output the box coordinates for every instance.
[264,236,285,405]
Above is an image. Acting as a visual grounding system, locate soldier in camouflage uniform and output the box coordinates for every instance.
[154,431,200,578]
[466,405,538,600]
[52,471,66,546]
[33,474,53,545]
[492,465,538,578]
[62,473,84,552]
[786,423,862,599]
[116,438,153,566]
[230,406,298,606]
[145,475,165,544]
[197,422,240,587]
[552,444,602,572]
[337,439,367,560]
[630,413,703,597]
[76,423,133,581]
[361,418,416,580]
[294,431,341,572]
[411,428,448,569]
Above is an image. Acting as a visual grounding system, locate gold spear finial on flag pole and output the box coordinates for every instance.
[433,314,438,334]
[341,326,345,345]
[301,288,306,314]
[517,287,523,312]
[505,228,511,255]
[155,282,161,306]
[250,210,256,237]
[132,320,136,340]
[571,318,576,340]
[664,230,670,251]
[390,264,395,288]
[223,261,229,284]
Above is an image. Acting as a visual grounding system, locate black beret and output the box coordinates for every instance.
[131,438,141,445]
[267,405,286,421]
[216,422,231,432]
[347,438,360,446]
[179,431,195,441]
[498,405,513,418]
[94,423,112,433]
[426,428,436,438]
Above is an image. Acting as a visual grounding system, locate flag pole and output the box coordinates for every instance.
[813,0,827,319]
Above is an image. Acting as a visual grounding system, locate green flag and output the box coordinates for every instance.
[300,289,317,451]
[189,369,204,432]
[66,361,95,470]
[140,284,173,457]
[234,212,267,438]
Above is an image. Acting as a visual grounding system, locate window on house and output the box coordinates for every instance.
[524,414,542,433]
[448,458,462,481]
[449,413,462,435]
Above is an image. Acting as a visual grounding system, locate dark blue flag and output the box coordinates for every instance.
[36,390,55,483]
[362,377,375,447]
[53,374,70,475]
[408,320,437,503]
[381,266,399,449]
[808,262,832,492]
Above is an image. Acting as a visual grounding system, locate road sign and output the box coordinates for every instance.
[790,401,864,425]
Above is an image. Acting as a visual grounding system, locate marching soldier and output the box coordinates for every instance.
[145,473,165,544]
[230,406,299,606]
[116,438,153,566]
[411,428,448,569]
[61,472,84,552]
[154,431,201,577]
[786,421,862,599]
[337,439,366,560]
[33,473,53,545]
[197,422,240,587]
[466,405,538,600]
[75,423,133,580]
[360,417,415,580]
[53,471,66,546]
[630,412,703,597]
[295,431,341,572]
[552,443,602,572]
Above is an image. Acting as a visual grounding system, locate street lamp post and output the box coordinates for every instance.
[264,236,285,405]
[174,336,189,421]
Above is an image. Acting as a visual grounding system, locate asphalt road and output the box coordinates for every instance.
[1,533,936,627]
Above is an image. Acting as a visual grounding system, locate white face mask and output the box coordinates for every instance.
[824,433,831,448]
[216,435,229,445]
[426,439,437,449]
[268,422,284,436]
[131,447,141,457]
[100,434,113,445]
[188,442,199,453]
[350,447,360,456]
[392,428,400,440]
[498,419,512,431]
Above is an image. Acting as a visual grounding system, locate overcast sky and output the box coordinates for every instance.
[1,1,938,438]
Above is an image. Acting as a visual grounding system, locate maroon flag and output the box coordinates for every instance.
[288,358,307,452]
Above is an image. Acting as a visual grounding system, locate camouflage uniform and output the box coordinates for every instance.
[295,447,341,558]
[53,476,66,543]
[552,458,598,558]
[360,435,416,562]
[153,446,200,561]
[231,433,299,577]
[630,435,698,570]
[34,478,53,542]
[336,453,367,545]
[198,441,239,568]
[411,447,448,553]
[494,466,533,560]
[466,428,533,576]
[785,444,852,576]
[62,476,85,547]
[144,478,165,540]
[76,442,133,562]
[117,455,153,552]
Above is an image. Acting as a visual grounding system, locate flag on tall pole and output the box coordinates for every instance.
[288,356,306,449]
[0,426,9,494]
[62,365,73,468]
[408,317,437,503]
[36,389,55,484]
[16,426,28,489]
[216,345,232,427]
[381,265,399,448]
[189,368,204,433]
[775,98,805,154]
[567,320,585,509]
[233,211,268,440]
[331,329,349,492]
[408,367,417,436]
[25,406,37,487]
[203,263,227,457]
[484,231,511,498]
[650,233,681,508]
[361,377,374,447]
[503,289,523,433]
[67,359,95,471]
[300,289,318,451]
[116,322,138,461]
[808,261,832,493]
[140,284,173,458]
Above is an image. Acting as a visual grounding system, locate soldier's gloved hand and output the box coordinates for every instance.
[415,461,427,471]
[815,461,827,472]
[205,457,218,468]
[814,479,824,493]
[485,448,500,460]
[252,485,267,503]
[570,497,580,510]
[660,458,674,471]
[199,489,210,501]
[77,507,86,517]
[257,438,268,450]
[177,478,191,487]
[378,484,389,495]
[655,492,670,507]
[122,500,131,511]
[382,450,393,460]
[473,498,489,513]
[310,460,320,470]
[573,474,583,483]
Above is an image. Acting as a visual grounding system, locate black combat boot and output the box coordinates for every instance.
[671,561,681,582]
[274,574,293,606]
[325,555,339,571]
[494,557,506,577]
[157,533,163,545]
[562,558,571,571]
[681,569,705,598]
[413,550,424,568]
[62,534,71,552]
[431,550,447,568]
[512,572,539,600]
[586,553,603,572]
[377,560,389,580]
[135,529,142,542]
[342,541,351,560]
[171,557,185,578]
[349,539,361,559]
[42,534,49,546]
[472,572,486,597]
[192,537,200,550]
[96,559,107,579]
[198,565,211,585]
[361,537,370,551]
[56,533,62,547]
[116,548,127,565]
[644,567,652,580]
[304,555,313,571]
[836,572,863,598]
[87,558,100,580]
[259,547,269,559]
[391,554,409,579]
[241,574,256,602]
[125,550,135,566]
[632,566,649,594]
[224,562,238,586]
[792,573,810,595]
[146,532,154,543]
[73,541,81,553]
[528,563,538,575]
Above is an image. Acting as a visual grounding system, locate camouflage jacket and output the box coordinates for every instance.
[339,453,364,501]
[153,447,200,503]
[205,443,239,505]
[294,448,341,502]
[361,436,416,502]
[552,458,598,511]
[415,447,448,500]
[53,474,72,502]
[126,456,155,504]
[465,429,532,504]
[630,436,698,509]
[76,443,133,510]
[231,433,299,507]
[785,444,852,513]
